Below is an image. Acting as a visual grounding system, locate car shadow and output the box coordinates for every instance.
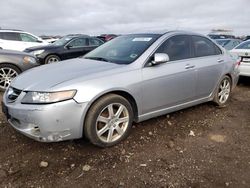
[238,76,250,87]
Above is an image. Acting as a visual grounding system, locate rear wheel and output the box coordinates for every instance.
[213,75,231,106]
[84,94,134,147]
[45,55,60,64]
[0,64,21,91]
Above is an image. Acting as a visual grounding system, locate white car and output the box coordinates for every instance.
[231,40,250,77]
[0,30,48,51]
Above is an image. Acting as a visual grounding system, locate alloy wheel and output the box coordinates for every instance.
[96,103,129,143]
[47,57,59,64]
[0,67,18,89]
[218,78,231,104]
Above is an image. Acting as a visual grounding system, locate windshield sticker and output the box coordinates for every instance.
[130,54,138,59]
[132,37,152,42]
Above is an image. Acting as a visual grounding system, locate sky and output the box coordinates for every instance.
[0,0,249,37]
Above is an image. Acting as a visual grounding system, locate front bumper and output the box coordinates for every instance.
[2,92,88,142]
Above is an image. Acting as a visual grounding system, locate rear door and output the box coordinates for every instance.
[88,38,104,51]
[141,35,197,114]
[191,35,224,98]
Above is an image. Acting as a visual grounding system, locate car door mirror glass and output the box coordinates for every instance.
[152,53,169,65]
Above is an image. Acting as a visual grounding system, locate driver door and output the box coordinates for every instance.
[141,35,197,114]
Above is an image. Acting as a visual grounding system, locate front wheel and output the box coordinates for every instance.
[213,75,232,106]
[84,94,134,147]
[45,55,60,64]
[0,64,21,91]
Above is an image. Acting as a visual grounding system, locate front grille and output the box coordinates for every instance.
[6,87,22,103]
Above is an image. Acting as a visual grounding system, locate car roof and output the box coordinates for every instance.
[0,29,24,32]
[123,30,205,37]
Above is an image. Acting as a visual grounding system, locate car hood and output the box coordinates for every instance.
[0,49,34,57]
[11,58,125,91]
[24,44,59,52]
[230,49,250,57]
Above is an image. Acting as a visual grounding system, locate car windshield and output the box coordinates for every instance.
[52,36,74,46]
[84,34,160,64]
[216,39,230,47]
[235,41,250,49]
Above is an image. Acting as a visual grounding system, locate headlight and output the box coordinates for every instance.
[23,56,36,64]
[21,90,76,104]
[32,50,44,56]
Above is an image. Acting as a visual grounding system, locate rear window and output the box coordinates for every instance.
[192,36,222,57]
[0,32,21,41]
[89,38,104,46]
[235,41,250,49]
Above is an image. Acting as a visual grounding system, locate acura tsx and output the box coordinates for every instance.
[2,31,239,147]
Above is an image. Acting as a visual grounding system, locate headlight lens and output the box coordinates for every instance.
[23,56,36,64]
[32,50,44,56]
[21,90,76,104]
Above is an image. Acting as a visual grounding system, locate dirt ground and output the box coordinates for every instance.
[0,77,250,188]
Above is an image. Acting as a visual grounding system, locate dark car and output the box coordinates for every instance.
[0,49,39,90]
[24,35,104,64]
[244,36,250,41]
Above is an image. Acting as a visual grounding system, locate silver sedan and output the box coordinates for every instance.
[2,31,239,147]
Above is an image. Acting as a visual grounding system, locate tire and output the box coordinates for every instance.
[45,55,60,64]
[0,64,21,91]
[213,75,232,107]
[84,94,134,147]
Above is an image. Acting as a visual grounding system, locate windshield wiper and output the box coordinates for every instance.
[85,56,110,62]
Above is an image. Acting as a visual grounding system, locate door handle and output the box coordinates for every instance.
[217,59,224,63]
[185,64,195,69]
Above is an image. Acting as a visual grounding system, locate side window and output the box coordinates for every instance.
[2,32,20,41]
[68,38,87,47]
[89,38,103,46]
[20,33,38,42]
[192,36,222,57]
[156,35,192,61]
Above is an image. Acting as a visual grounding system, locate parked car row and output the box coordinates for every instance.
[2,30,240,147]
[24,34,104,64]
[0,30,105,89]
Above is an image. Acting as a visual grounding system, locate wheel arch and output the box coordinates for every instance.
[82,90,139,132]
[225,73,233,86]
[0,62,22,73]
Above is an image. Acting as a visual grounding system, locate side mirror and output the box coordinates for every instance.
[36,39,43,43]
[152,53,169,65]
[66,44,73,49]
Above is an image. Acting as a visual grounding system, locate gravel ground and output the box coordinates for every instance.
[0,77,250,188]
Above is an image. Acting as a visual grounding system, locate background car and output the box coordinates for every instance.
[215,39,242,50]
[231,40,250,77]
[2,31,239,147]
[24,34,104,64]
[0,49,39,90]
[96,34,119,42]
[0,29,48,51]
[243,36,250,41]
[208,34,235,39]
[39,35,60,43]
